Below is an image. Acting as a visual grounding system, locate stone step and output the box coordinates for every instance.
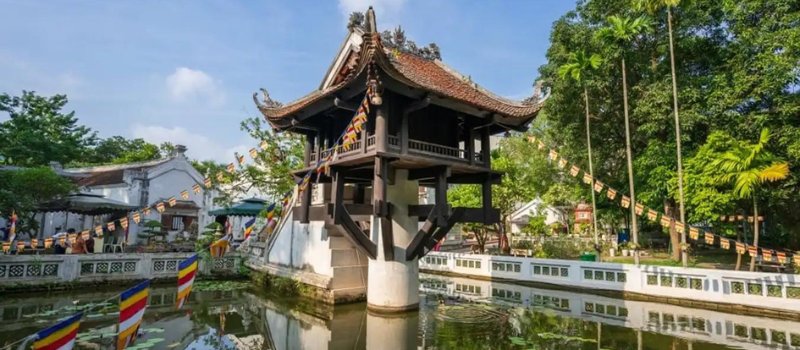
[330,249,363,267]
[331,265,368,289]
[328,236,354,250]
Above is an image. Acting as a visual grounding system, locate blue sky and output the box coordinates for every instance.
[0,0,574,162]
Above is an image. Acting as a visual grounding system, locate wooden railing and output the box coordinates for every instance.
[308,135,485,166]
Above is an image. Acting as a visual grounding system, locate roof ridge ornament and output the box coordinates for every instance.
[365,6,378,33]
[252,88,283,109]
[523,81,550,106]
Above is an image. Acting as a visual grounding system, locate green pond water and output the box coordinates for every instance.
[1,274,798,349]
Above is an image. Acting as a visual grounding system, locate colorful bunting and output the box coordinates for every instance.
[621,196,631,208]
[31,312,82,350]
[647,209,658,222]
[16,242,24,253]
[227,163,236,173]
[747,246,759,257]
[236,153,245,165]
[192,184,202,194]
[107,222,116,232]
[606,188,617,200]
[2,242,9,253]
[794,254,800,266]
[118,280,150,350]
[204,177,212,188]
[735,242,746,254]
[120,218,129,229]
[168,197,177,207]
[548,149,558,161]
[762,249,773,261]
[537,140,545,150]
[720,238,731,250]
[660,215,672,228]
[593,180,604,193]
[569,165,580,177]
[249,148,259,159]
[582,173,592,184]
[44,238,53,249]
[634,203,644,216]
[132,212,141,224]
[81,230,90,240]
[557,158,567,169]
[217,172,225,182]
[689,227,700,240]
[777,251,787,264]
[31,238,38,248]
[704,232,715,245]
[674,221,685,234]
[156,202,166,213]
[259,140,268,150]
[143,207,151,216]
[180,190,189,200]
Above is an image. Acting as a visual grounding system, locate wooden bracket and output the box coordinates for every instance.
[404,203,441,261]
[335,203,377,259]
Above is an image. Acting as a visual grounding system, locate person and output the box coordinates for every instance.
[71,229,87,254]
[85,233,95,254]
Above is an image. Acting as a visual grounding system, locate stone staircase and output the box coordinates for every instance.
[326,224,369,303]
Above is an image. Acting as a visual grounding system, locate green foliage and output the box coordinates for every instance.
[522,215,549,236]
[137,220,165,245]
[0,91,97,167]
[0,167,74,235]
[83,136,164,165]
[707,129,789,199]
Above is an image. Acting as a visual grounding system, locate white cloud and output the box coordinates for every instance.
[131,124,246,164]
[337,0,406,23]
[164,67,224,105]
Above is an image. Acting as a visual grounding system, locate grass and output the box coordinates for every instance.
[605,249,740,269]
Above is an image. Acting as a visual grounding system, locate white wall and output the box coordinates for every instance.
[265,205,334,277]
[420,252,800,313]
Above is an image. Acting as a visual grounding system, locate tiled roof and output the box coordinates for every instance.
[257,23,541,127]
[71,159,170,187]
[76,169,126,187]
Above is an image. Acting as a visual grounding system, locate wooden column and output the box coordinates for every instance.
[466,128,475,166]
[434,167,449,227]
[375,105,388,153]
[373,157,388,217]
[482,174,492,224]
[480,127,491,168]
[304,133,315,166]
[299,181,312,224]
[331,169,344,223]
[400,110,409,154]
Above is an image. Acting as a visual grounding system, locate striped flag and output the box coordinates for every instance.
[266,202,277,221]
[647,209,658,222]
[81,231,90,240]
[593,180,604,193]
[704,232,715,245]
[548,149,558,161]
[192,183,202,194]
[537,140,545,150]
[569,165,580,177]
[168,197,177,207]
[107,222,116,232]
[180,190,189,200]
[763,249,774,262]
[735,242,746,254]
[44,238,53,249]
[176,255,198,310]
[249,147,259,159]
[156,202,166,213]
[621,196,631,208]
[557,158,567,169]
[216,172,225,182]
[143,207,151,216]
[118,280,150,350]
[660,215,672,228]
[204,177,212,188]
[120,218,129,229]
[689,227,700,240]
[634,203,644,216]
[132,212,141,224]
[259,140,268,150]
[674,221,685,234]
[720,238,731,250]
[582,173,592,184]
[777,251,787,264]
[236,153,245,165]
[31,312,82,350]
[606,188,617,200]
[209,235,231,258]
[243,217,256,240]
[266,218,278,235]
[227,163,236,173]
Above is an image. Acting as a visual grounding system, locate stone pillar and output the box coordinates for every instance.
[366,310,419,350]
[367,169,420,312]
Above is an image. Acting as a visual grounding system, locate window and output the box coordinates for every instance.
[456,259,481,269]
[533,264,568,278]
[171,216,185,230]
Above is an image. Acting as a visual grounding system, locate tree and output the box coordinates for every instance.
[597,15,650,264]
[636,0,688,266]
[0,91,97,167]
[558,50,602,252]
[137,220,165,246]
[0,167,75,236]
[204,117,303,206]
[708,129,789,271]
[84,136,163,165]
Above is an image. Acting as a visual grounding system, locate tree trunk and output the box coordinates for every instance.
[664,200,681,262]
[584,87,600,261]
[667,7,688,267]
[621,57,640,265]
[749,197,759,272]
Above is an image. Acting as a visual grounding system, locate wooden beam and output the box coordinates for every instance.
[325,203,374,216]
[331,170,345,224]
[404,204,440,261]
[373,157,388,217]
[334,96,358,111]
[434,167,449,227]
[380,215,394,260]
[422,208,466,254]
[409,205,499,223]
[408,165,449,181]
[336,204,377,259]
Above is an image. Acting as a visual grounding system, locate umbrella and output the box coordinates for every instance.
[208,198,267,217]
[37,192,139,216]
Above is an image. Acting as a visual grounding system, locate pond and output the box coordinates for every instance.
[1,274,798,349]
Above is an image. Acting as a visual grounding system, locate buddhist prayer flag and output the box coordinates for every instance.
[210,235,231,258]
[660,215,672,228]
[176,255,198,310]
[537,140,545,150]
[704,232,715,245]
[558,158,568,169]
[81,231,90,240]
[569,165,580,177]
[16,242,24,253]
[793,254,800,266]
[647,209,658,222]
[674,221,685,234]
[689,227,700,240]
[582,173,592,184]
[180,190,189,200]
[735,242,746,254]
[107,222,116,232]
[593,180,604,193]
[527,135,537,143]
[192,184,202,194]
[634,203,644,216]
[606,188,617,200]
[763,249,774,261]
[168,197,177,207]
[204,177,212,188]
[156,202,165,213]
[298,174,311,192]
[747,246,758,257]
[31,238,38,248]
[266,202,277,221]
[227,163,236,173]
[216,172,225,182]
[58,236,66,246]
[31,312,82,350]
[259,140,269,150]
[120,218,129,229]
[249,148,259,159]
[621,196,631,208]
[1,242,9,253]
[243,217,256,240]
[720,238,731,250]
[777,251,787,264]
[44,238,53,249]
[143,207,151,216]
[548,149,558,160]
[132,212,141,224]
[7,211,17,243]
[118,280,150,350]
[236,153,245,165]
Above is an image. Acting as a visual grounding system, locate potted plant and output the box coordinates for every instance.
[137,220,166,248]
[620,242,630,257]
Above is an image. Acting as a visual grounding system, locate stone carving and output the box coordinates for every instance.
[381,26,442,60]
[252,88,283,109]
[523,81,551,105]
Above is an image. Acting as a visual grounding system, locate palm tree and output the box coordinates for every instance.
[636,0,688,266]
[709,129,789,271]
[597,15,650,265]
[558,51,602,258]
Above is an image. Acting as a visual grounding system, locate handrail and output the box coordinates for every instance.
[408,139,464,159]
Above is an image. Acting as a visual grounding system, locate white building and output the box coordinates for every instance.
[38,145,217,245]
[508,199,565,235]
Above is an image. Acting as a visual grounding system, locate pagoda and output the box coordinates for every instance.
[255,7,541,312]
